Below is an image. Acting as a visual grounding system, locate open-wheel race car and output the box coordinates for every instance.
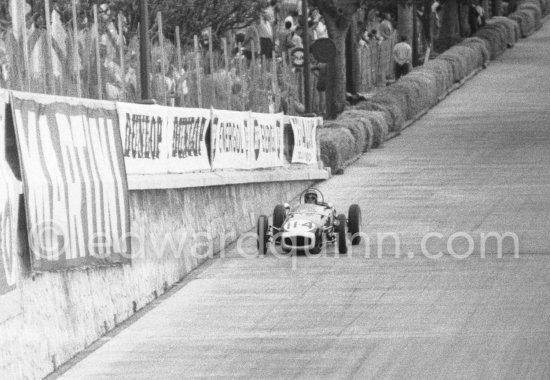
[257,188,362,254]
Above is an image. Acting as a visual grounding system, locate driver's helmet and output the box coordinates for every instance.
[304,191,318,204]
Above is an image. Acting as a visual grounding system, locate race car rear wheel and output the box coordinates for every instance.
[257,215,269,255]
[273,204,286,244]
[348,204,362,245]
[337,214,348,254]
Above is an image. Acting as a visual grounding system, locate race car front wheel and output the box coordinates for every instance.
[337,214,348,254]
[257,215,269,255]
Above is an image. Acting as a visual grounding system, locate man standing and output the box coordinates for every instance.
[392,36,412,80]
[258,8,275,59]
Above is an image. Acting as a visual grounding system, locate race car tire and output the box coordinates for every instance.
[257,215,269,255]
[273,204,286,244]
[348,204,362,245]
[337,214,348,254]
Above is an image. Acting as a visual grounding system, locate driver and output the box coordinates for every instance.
[304,191,318,204]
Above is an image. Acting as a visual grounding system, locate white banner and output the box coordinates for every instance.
[289,116,320,165]
[166,107,211,173]
[251,112,285,169]
[211,109,253,170]
[1,89,21,322]
[117,102,170,174]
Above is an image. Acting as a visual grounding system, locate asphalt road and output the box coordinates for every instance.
[58,21,550,380]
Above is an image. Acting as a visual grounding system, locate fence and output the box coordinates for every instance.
[0,5,397,117]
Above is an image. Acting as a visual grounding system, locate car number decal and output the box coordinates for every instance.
[284,220,315,231]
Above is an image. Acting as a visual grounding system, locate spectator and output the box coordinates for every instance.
[258,7,275,59]
[476,2,486,28]
[378,13,393,40]
[270,0,281,27]
[432,1,443,39]
[232,32,246,56]
[285,11,300,33]
[392,36,412,80]
[468,2,481,35]
[310,8,328,40]
[306,18,316,44]
[257,2,275,59]
[242,22,260,63]
[360,29,383,47]
[280,14,302,58]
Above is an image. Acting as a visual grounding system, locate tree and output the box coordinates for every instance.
[22,0,261,47]
[421,0,433,50]
[397,0,414,45]
[311,0,365,119]
[436,0,460,52]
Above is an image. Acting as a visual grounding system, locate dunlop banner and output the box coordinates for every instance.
[250,112,285,169]
[117,102,169,174]
[11,92,131,271]
[166,107,211,173]
[211,109,253,170]
[289,116,320,165]
[0,89,21,322]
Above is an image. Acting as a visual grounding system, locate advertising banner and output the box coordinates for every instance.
[211,109,253,170]
[250,112,285,169]
[0,90,21,322]
[289,116,320,165]
[11,92,131,271]
[117,102,170,174]
[166,107,211,173]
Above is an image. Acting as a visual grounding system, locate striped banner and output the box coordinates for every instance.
[0,89,21,322]
[11,92,131,271]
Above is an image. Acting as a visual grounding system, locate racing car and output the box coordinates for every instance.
[257,188,362,254]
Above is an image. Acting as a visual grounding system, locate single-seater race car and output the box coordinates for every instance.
[257,188,362,254]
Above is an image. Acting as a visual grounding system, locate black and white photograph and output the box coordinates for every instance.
[0,0,549,378]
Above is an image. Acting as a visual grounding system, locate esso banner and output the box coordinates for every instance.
[11,92,131,271]
[289,116,320,165]
[117,102,170,174]
[0,89,21,322]
[211,109,253,170]
[166,107,211,173]
[251,112,285,168]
